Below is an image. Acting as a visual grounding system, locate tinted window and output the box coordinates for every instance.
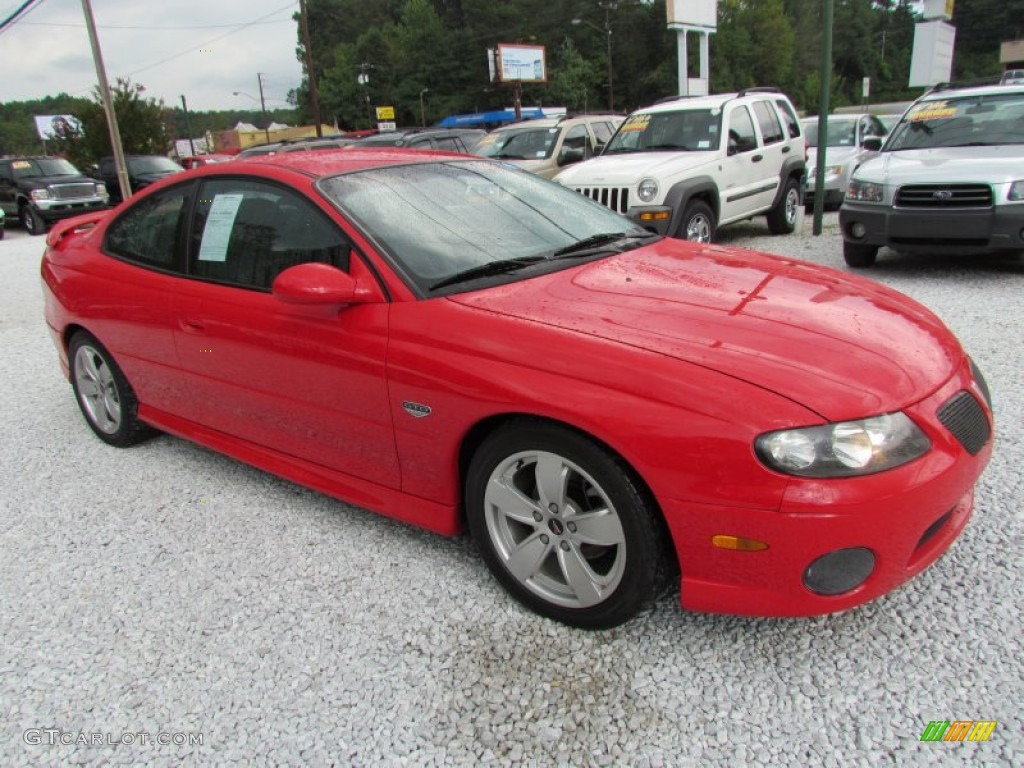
[592,121,614,145]
[434,136,466,152]
[189,179,351,290]
[752,101,784,144]
[563,124,592,157]
[727,106,758,153]
[105,184,190,269]
[774,98,802,139]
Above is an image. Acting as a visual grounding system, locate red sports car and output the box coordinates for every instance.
[41,150,993,628]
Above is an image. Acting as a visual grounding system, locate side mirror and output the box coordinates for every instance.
[272,262,360,306]
[558,147,585,167]
[862,136,883,151]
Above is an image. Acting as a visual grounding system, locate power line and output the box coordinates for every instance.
[18,18,289,31]
[0,0,45,36]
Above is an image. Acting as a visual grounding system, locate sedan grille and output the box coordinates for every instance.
[894,184,992,209]
[575,186,630,214]
[51,183,98,201]
[937,391,990,456]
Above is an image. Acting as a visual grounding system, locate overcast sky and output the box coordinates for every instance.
[0,0,303,112]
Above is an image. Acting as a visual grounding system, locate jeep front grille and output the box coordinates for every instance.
[575,186,630,214]
[51,183,98,200]
[937,391,990,456]
[894,184,992,209]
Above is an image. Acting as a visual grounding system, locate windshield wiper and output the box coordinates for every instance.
[551,231,656,259]
[429,256,547,291]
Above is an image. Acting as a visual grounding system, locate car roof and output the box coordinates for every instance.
[921,82,1024,101]
[231,147,472,177]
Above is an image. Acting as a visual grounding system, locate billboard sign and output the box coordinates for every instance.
[496,44,546,83]
[666,0,717,30]
[909,20,956,87]
[34,114,83,141]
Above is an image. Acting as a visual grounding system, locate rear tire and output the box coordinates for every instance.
[843,241,878,268]
[767,177,800,234]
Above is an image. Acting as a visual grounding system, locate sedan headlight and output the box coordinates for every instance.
[30,188,52,201]
[637,178,659,203]
[755,412,930,478]
[846,179,884,203]
[1009,180,1024,202]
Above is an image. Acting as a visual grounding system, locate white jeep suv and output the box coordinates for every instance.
[839,81,1024,267]
[554,88,806,242]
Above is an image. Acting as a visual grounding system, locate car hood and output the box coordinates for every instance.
[448,240,961,421]
[19,175,94,188]
[858,145,1024,185]
[555,151,716,186]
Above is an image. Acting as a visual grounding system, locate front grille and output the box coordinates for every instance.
[937,391,990,455]
[51,183,97,201]
[575,186,630,214]
[894,184,992,209]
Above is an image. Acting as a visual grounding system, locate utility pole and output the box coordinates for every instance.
[257,73,270,144]
[812,0,835,236]
[180,95,197,157]
[299,0,323,137]
[81,0,130,202]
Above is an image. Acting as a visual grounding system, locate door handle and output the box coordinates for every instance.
[782,146,791,154]
[752,154,764,162]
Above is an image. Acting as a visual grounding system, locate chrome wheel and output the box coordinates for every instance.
[73,343,122,434]
[482,449,627,608]
[685,212,712,242]
[785,186,799,226]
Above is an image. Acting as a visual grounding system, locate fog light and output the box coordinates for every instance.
[850,222,866,239]
[803,547,875,595]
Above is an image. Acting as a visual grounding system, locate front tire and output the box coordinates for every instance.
[767,176,800,234]
[678,200,716,243]
[466,421,665,629]
[20,205,46,236]
[843,241,878,268]
[69,331,154,447]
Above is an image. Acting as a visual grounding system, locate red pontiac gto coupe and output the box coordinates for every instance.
[41,150,993,628]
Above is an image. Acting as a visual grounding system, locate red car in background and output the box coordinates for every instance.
[40,150,993,628]
[179,154,234,170]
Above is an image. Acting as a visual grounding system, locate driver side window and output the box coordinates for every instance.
[727,106,758,154]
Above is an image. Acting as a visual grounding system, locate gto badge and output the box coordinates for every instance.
[401,401,432,418]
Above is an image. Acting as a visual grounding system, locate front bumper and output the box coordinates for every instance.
[660,362,993,617]
[626,205,674,236]
[840,202,1024,254]
[34,198,109,223]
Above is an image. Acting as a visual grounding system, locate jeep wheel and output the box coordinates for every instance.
[767,177,800,235]
[20,205,45,236]
[843,241,878,268]
[679,200,716,243]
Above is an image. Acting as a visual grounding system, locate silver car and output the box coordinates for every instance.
[802,114,888,209]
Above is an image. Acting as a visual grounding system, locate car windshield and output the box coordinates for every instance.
[319,160,651,294]
[10,157,80,178]
[474,127,559,159]
[603,109,722,153]
[802,119,858,148]
[127,157,181,174]
[884,91,1024,150]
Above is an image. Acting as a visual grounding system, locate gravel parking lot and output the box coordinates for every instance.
[1,213,1020,766]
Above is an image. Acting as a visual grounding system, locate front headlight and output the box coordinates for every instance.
[30,188,51,201]
[95,183,108,196]
[755,412,930,477]
[846,179,884,203]
[637,178,659,203]
[825,164,845,177]
[1008,180,1024,202]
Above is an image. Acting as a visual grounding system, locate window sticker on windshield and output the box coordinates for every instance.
[698,140,711,148]
[907,100,957,121]
[477,134,497,146]
[709,125,718,134]
[534,151,546,158]
[198,193,244,262]
[621,114,651,133]
[12,161,31,169]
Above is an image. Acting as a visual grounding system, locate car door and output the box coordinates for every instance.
[718,104,766,224]
[0,161,15,216]
[172,176,400,488]
[748,100,787,212]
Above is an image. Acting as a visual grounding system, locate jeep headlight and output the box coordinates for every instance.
[30,189,52,201]
[637,178,659,203]
[755,412,930,477]
[1009,180,1024,202]
[846,179,883,203]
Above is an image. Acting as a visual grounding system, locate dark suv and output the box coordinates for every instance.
[0,156,109,235]
[99,155,184,204]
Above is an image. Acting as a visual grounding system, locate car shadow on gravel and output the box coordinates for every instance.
[853,249,1024,278]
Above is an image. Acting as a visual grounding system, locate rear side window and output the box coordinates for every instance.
[752,101,784,144]
[774,98,802,139]
[105,184,191,270]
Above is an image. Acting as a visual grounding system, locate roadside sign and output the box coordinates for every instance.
[376,106,395,120]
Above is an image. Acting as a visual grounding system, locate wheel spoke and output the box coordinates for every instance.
[556,543,604,607]
[533,452,568,509]
[485,476,542,525]
[567,508,625,547]
[505,533,552,582]
[78,349,102,381]
[77,377,101,398]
